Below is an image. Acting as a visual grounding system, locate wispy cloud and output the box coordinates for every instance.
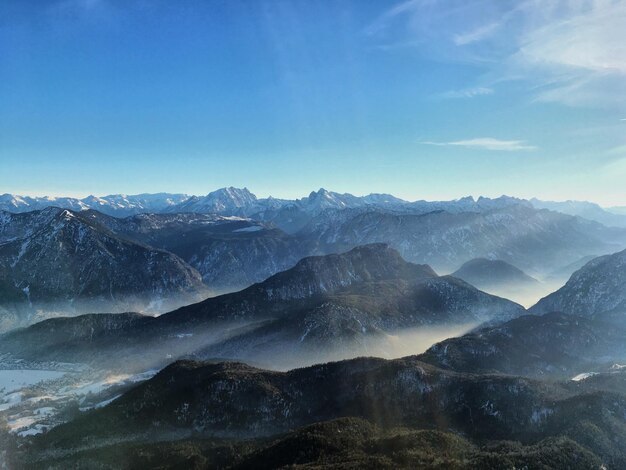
[453,22,501,46]
[365,0,430,37]
[368,0,626,109]
[440,87,493,99]
[419,137,537,151]
[511,1,626,108]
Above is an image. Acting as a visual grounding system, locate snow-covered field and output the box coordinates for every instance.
[571,372,599,382]
[0,370,65,395]
[65,369,158,405]
[0,365,157,437]
[0,369,66,412]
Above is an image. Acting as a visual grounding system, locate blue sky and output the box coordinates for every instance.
[1,0,625,205]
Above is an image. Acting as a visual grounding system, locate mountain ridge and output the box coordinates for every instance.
[452,258,539,287]
[0,244,525,369]
[22,355,626,469]
[4,189,624,232]
[1,188,609,217]
[531,248,626,320]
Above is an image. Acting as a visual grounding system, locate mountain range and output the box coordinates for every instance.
[0,192,190,217]
[1,188,625,331]
[187,245,524,368]
[299,203,626,276]
[9,266,626,467]
[4,187,626,228]
[2,230,626,468]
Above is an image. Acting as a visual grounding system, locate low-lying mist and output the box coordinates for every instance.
[0,290,213,333]
[473,280,565,308]
[383,323,479,359]
[220,322,480,371]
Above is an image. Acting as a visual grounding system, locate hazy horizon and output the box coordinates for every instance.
[2,1,625,206]
[3,187,624,210]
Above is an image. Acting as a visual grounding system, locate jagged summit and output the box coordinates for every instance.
[0,188,533,218]
[171,187,258,215]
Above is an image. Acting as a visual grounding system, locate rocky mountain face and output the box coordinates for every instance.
[0,208,310,329]
[0,208,206,329]
[165,187,259,215]
[82,195,626,295]
[161,244,440,324]
[21,357,626,469]
[531,248,626,321]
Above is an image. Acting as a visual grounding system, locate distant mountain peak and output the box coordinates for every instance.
[452,258,539,291]
[206,186,256,199]
[530,198,626,228]
[308,188,339,201]
[310,187,329,196]
[172,187,258,214]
